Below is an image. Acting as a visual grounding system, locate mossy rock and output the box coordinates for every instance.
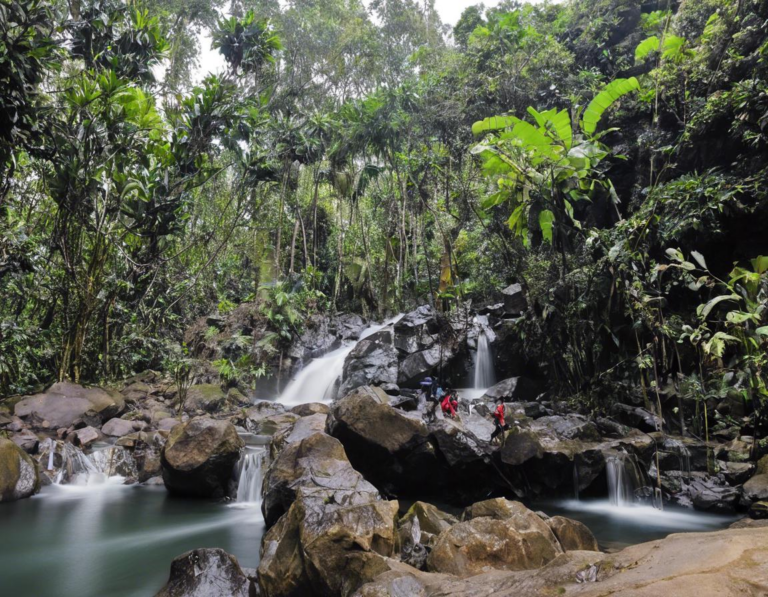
[184,384,227,413]
[0,438,40,502]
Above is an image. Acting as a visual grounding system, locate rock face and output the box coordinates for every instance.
[501,283,527,315]
[483,377,541,402]
[0,438,40,502]
[327,385,439,494]
[610,403,661,433]
[339,336,399,397]
[545,516,599,551]
[183,384,226,413]
[155,548,252,597]
[398,502,458,548]
[14,382,124,428]
[262,431,380,527]
[427,499,563,576]
[161,417,244,498]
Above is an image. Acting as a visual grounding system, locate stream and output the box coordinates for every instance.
[0,316,743,596]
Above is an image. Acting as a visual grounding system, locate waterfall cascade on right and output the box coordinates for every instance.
[606,453,643,507]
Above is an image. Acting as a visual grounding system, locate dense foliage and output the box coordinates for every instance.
[1,0,767,441]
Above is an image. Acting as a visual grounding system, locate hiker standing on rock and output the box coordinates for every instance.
[490,399,509,445]
[422,377,438,423]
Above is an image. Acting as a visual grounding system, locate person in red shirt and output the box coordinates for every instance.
[491,399,508,445]
[441,390,456,419]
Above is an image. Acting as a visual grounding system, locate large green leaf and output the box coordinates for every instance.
[472,115,519,136]
[581,78,640,135]
[697,294,739,319]
[527,107,572,149]
[539,210,555,243]
[635,36,660,63]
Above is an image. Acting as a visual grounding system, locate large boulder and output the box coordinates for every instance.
[398,502,458,548]
[483,377,541,402]
[0,438,40,502]
[427,498,563,576]
[501,283,527,315]
[328,386,439,494]
[14,382,124,429]
[262,431,380,527]
[182,384,226,413]
[610,403,661,433]
[102,417,143,437]
[397,347,442,386]
[155,548,252,597]
[338,337,399,397]
[545,516,599,551]
[161,417,244,498]
[259,489,399,597]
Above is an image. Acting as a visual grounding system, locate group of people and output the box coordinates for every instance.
[418,377,460,422]
[417,376,510,445]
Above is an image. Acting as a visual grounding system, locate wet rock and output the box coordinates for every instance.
[271,413,328,457]
[398,347,442,387]
[336,313,367,340]
[546,516,599,551]
[744,472,768,502]
[70,425,100,447]
[258,489,399,597]
[161,417,244,498]
[596,417,631,438]
[226,388,251,407]
[0,438,40,502]
[102,417,144,437]
[328,386,438,494]
[398,502,458,548]
[394,305,440,338]
[155,548,252,597]
[250,412,299,437]
[11,429,39,453]
[718,460,754,485]
[339,337,399,397]
[15,382,124,429]
[538,415,601,442]
[499,430,544,466]
[183,384,226,413]
[609,403,660,433]
[483,377,541,402]
[428,498,562,576]
[262,431,380,527]
[501,283,527,315]
[687,475,741,513]
[290,402,330,417]
[716,437,752,463]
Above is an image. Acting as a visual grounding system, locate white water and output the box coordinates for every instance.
[41,440,133,486]
[473,332,495,389]
[606,454,640,507]
[278,314,402,405]
[235,447,267,505]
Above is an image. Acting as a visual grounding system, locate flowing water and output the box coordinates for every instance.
[278,314,402,405]
[235,447,268,505]
[473,331,495,389]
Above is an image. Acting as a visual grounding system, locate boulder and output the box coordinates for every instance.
[338,337,399,397]
[271,413,328,456]
[336,313,367,340]
[610,403,660,433]
[483,377,541,402]
[393,305,439,338]
[398,502,458,548]
[262,431,380,527]
[11,429,39,453]
[291,402,330,417]
[501,283,527,315]
[183,384,226,413]
[0,438,40,502]
[155,548,252,597]
[428,499,562,576]
[70,425,100,447]
[328,386,438,494]
[749,501,768,520]
[687,476,742,513]
[161,417,244,498]
[499,430,543,466]
[744,473,768,503]
[14,382,124,429]
[718,460,754,485]
[545,516,599,551]
[259,489,399,597]
[102,417,143,437]
[250,412,300,437]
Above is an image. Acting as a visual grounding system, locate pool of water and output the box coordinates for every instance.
[533,498,739,551]
[0,481,264,597]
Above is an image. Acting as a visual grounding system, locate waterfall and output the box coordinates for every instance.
[606,453,641,507]
[41,439,135,486]
[235,447,267,504]
[665,439,691,481]
[473,332,495,389]
[573,461,580,501]
[279,315,402,405]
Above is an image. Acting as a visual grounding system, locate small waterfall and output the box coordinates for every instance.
[573,461,580,501]
[235,447,268,504]
[279,315,402,405]
[40,439,135,485]
[606,453,642,507]
[473,332,495,389]
[665,438,691,481]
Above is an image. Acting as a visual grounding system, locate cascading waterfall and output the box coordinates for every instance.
[279,314,403,405]
[235,447,268,504]
[606,453,642,507]
[666,439,692,481]
[40,439,135,486]
[473,332,496,389]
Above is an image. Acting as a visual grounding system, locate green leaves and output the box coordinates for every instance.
[634,35,694,65]
[635,37,660,63]
[472,115,519,136]
[697,294,739,319]
[581,78,640,135]
[539,210,555,243]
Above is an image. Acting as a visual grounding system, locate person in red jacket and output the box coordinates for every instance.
[491,399,508,445]
[441,390,456,419]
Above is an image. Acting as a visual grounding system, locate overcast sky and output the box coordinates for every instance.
[196,0,505,79]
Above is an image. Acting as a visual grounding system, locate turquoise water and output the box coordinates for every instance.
[0,482,263,597]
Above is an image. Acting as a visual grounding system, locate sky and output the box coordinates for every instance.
[196,0,504,80]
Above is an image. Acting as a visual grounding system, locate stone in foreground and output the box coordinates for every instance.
[155,548,252,597]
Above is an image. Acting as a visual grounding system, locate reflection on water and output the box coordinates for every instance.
[534,498,739,551]
[0,483,263,597]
